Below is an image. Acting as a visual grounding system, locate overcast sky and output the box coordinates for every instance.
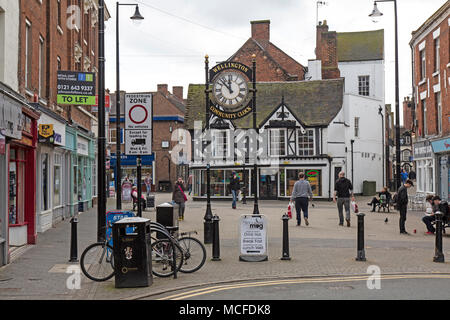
[103,0,447,122]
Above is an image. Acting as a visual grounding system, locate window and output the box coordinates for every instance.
[57,56,61,70]
[269,129,286,156]
[42,153,49,211]
[422,99,427,136]
[434,37,440,72]
[402,150,411,162]
[354,117,360,137]
[297,129,314,156]
[54,154,61,207]
[212,130,228,158]
[358,76,370,96]
[84,12,90,46]
[436,93,442,135]
[57,0,62,27]
[108,128,123,144]
[25,20,32,89]
[420,49,426,80]
[9,149,25,225]
[39,36,45,97]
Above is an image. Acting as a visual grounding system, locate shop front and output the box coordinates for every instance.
[109,153,155,201]
[413,139,434,195]
[431,137,450,202]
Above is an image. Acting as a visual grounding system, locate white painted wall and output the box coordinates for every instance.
[338,60,385,102]
[0,0,19,90]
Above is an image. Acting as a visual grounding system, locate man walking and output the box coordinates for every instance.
[290,172,313,226]
[333,171,354,227]
[229,171,240,209]
[397,179,414,234]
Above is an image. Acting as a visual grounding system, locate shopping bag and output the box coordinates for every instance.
[287,201,293,219]
[351,201,359,214]
[238,191,242,201]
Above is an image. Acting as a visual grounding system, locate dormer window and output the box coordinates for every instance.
[297,129,314,156]
[269,128,287,156]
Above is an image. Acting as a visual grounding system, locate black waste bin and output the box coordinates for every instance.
[112,217,153,288]
[156,202,179,239]
[146,195,155,209]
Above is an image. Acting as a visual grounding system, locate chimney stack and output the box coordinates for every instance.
[157,84,168,96]
[315,20,340,80]
[172,86,183,100]
[251,20,270,46]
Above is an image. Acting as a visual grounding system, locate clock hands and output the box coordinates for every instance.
[219,77,233,94]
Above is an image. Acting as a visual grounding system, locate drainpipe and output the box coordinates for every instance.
[351,139,355,184]
[328,156,332,201]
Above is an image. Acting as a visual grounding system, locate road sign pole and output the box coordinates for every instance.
[137,155,142,217]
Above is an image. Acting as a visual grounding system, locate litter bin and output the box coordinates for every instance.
[112,217,153,288]
[156,202,179,239]
[146,195,155,209]
[363,180,376,196]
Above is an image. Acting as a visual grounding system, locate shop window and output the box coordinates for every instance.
[225,169,250,197]
[42,153,49,211]
[297,129,314,156]
[284,168,322,197]
[73,160,78,203]
[54,154,61,207]
[9,149,25,225]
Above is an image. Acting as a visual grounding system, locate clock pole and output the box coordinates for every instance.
[203,54,213,244]
[251,55,260,215]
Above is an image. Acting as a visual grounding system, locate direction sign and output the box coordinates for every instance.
[125,130,152,155]
[125,93,152,130]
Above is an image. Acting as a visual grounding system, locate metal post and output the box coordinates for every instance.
[69,216,79,262]
[393,0,401,192]
[350,139,354,184]
[242,163,247,205]
[204,55,213,244]
[281,214,291,260]
[97,0,107,242]
[251,56,259,216]
[211,215,221,261]
[433,211,445,263]
[137,156,142,217]
[356,213,366,261]
[115,2,122,210]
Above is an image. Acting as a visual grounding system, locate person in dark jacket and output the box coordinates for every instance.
[423,195,450,234]
[397,179,413,234]
[333,171,354,227]
[367,187,391,212]
[229,171,240,209]
[172,177,187,221]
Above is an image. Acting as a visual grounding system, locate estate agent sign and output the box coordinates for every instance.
[57,71,96,105]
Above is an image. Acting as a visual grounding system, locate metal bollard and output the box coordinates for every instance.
[211,215,221,261]
[280,213,291,260]
[433,211,445,263]
[355,213,366,261]
[69,216,79,262]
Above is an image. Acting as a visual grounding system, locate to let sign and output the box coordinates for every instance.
[57,71,96,105]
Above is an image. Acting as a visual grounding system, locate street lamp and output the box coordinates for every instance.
[115,3,144,210]
[369,0,400,191]
[378,105,385,187]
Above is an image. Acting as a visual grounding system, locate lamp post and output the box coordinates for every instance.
[251,55,259,216]
[115,2,144,210]
[204,55,213,244]
[378,105,385,187]
[369,0,400,191]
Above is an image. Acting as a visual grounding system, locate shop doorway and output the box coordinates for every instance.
[259,168,277,200]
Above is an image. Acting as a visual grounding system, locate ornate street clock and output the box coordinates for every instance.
[212,71,249,110]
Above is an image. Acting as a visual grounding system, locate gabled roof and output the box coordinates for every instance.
[337,29,384,62]
[185,78,344,130]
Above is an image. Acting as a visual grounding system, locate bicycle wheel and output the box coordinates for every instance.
[80,242,115,282]
[151,239,183,278]
[178,237,206,273]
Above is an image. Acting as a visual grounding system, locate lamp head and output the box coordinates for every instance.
[130,5,144,25]
[369,2,383,22]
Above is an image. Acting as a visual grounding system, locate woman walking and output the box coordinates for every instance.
[290,172,313,226]
[172,177,187,221]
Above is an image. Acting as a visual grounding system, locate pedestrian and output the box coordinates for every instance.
[144,174,152,196]
[131,186,146,211]
[333,171,354,227]
[290,172,313,226]
[396,179,414,234]
[422,195,435,234]
[229,171,240,209]
[188,173,193,195]
[400,169,408,184]
[172,177,187,221]
[408,170,416,181]
[367,187,391,212]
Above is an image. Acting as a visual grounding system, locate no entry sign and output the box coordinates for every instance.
[125,93,152,130]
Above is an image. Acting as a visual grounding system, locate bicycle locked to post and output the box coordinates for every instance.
[79,220,206,282]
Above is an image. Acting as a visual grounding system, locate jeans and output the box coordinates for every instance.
[422,215,436,233]
[337,198,350,224]
[294,197,309,223]
[188,184,192,195]
[231,190,238,208]
[176,202,185,218]
[399,206,407,233]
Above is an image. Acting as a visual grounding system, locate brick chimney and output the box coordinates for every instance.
[172,86,183,100]
[315,20,340,79]
[157,84,168,95]
[251,20,270,46]
[403,96,414,130]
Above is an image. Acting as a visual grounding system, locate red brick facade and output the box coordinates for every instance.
[411,4,449,138]
[403,97,414,130]
[229,20,305,81]
[18,0,102,130]
[315,21,340,80]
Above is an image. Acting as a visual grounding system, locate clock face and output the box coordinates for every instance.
[212,71,249,109]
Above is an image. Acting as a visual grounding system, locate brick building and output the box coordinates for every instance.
[109,84,185,198]
[17,0,110,233]
[409,1,449,198]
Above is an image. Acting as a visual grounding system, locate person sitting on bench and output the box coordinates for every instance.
[367,187,391,212]
[424,195,449,235]
[131,186,146,211]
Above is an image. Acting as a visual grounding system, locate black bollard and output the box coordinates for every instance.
[69,216,79,262]
[281,214,291,260]
[433,211,445,263]
[211,215,221,261]
[355,213,366,261]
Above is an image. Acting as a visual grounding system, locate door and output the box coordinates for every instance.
[259,168,277,199]
[334,166,342,185]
